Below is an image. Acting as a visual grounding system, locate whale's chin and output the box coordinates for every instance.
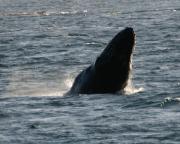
[68,27,136,94]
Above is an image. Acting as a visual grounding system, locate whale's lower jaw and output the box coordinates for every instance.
[69,27,135,94]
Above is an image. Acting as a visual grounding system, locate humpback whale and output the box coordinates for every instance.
[68,27,135,94]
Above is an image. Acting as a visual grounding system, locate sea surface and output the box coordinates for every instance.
[0,0,180,143]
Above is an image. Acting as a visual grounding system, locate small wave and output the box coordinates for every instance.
[68,33,88,37]
[0,111,9,119]
[55,10,88,15]
[85,42,103,47]
[160,97,180,107]
[0,10,88,17]
[0,11,49,17]
[174,97,180,101]
[0,63,8,68]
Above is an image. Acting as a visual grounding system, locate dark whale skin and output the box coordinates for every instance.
[68,27,135,94]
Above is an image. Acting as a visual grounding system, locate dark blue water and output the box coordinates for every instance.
[0,0,180,143]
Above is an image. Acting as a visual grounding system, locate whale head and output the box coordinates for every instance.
[68,27,136,94]
[94,27,135,92]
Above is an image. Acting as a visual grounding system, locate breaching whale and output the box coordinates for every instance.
[68,27,135,94]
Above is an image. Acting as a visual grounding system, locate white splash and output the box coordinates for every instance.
[165,97,180,101]
[31,90,65,97]
[123,54,144,95]
[175,97,180,101]
[30,77,73,97]
[161,97,180,107]
[64,78,73,89]
[5,70,74,97]
[123,79,144,95]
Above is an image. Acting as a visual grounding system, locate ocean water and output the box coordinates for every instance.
[0,0,180,143]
